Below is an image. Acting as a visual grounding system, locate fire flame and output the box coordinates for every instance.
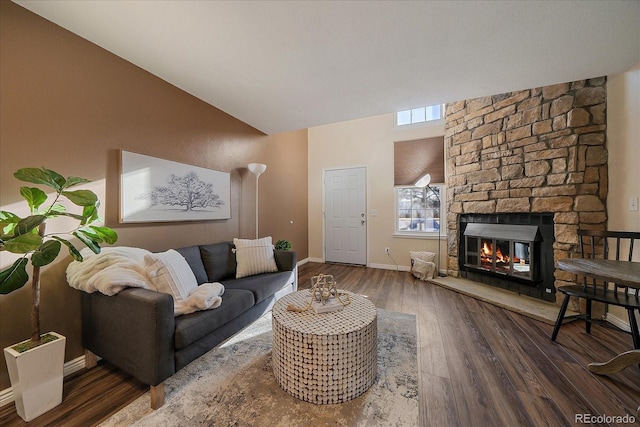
[481,241,516,264]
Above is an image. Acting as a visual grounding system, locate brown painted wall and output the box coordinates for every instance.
[261,129,309,248]
[0,1,307,390]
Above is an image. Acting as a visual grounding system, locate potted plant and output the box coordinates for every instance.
[274,239,292,251]
[0,167,117,421]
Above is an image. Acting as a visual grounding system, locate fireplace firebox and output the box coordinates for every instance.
[459,214,555,302]
[464,224,540,281]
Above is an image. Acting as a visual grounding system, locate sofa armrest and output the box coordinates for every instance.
[81,288,175,386]
[274,250,297,272]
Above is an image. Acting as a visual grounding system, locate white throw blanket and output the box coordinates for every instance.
[66,247,151,295]
[66,247,225,316]
[174,282,225,316]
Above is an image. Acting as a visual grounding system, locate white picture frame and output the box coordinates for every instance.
[120,150,231,223]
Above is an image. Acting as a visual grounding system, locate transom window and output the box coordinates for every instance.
[396,104,444,126]
[395,184,444,235]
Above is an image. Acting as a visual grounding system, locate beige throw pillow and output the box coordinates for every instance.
[409,251,437,281]
[144,249,198,301]
[233,236,278,278]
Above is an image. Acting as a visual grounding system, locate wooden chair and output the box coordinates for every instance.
[551,230,640,348]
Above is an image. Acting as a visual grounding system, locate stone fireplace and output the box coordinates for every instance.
[445,77,607,304]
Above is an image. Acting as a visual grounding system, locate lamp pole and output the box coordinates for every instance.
[415,173,443,276]
[248,163,267,239]
[431,186,442,276]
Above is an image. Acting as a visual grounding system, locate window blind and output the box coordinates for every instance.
[394,136,445,186]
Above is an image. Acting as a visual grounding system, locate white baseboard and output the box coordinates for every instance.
[368,262,411,272]
[605,312,631,333]
[0,355,86,408]
[0,387,13,409]
[306,259,417,273]
[309,259,449,275]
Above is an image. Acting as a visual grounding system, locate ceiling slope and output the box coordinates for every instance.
[14,0,640,134]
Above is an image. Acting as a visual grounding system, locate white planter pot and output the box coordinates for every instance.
[3,332,66,422]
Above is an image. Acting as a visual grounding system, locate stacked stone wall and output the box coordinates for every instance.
[445,77,608,303]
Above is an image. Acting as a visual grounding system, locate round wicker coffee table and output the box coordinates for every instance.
[271,290,377,404]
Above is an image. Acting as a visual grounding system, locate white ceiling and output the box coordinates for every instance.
[15,0,640,135]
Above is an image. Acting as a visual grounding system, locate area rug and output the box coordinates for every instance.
[100,309,418,426]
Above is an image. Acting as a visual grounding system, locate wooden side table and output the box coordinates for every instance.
[556,258,640,373]
[272,290,377,404]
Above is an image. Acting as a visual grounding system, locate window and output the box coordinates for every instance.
[396,104,443,126]
[395,184,444,235]
[393,136,445,236]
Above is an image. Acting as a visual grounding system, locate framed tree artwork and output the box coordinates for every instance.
[120,150,231,223]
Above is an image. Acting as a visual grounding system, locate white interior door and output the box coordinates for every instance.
[324,167,366,265]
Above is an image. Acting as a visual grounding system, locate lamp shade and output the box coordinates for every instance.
[414,173,431,188]
[248,163,267,176]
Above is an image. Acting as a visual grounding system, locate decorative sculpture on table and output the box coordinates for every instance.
[311,273,338,304]
[287,274,351,313]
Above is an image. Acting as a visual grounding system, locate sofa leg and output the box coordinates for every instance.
[85,349,98,369]
[150,383,165,409]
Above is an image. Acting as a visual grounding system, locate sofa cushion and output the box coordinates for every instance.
[200,242,236,282]
[174,245,209,285]
[222,271,293,305]
[274,250,297,272]
[174,288,255,350]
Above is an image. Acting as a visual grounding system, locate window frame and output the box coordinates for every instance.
[395,104,444,127]
[394,183,446,238]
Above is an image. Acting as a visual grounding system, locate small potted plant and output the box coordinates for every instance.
[274,239,292,251]
[0,167,117,421]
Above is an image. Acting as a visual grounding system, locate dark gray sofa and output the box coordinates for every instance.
[81,241,297,408]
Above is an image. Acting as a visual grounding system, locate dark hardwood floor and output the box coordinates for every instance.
[2,262,639,426]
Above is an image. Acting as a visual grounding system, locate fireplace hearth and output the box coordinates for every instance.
[459,214,555,302]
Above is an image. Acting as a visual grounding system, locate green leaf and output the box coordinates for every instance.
[19,187,48,213]
[4,232,42,254]
[0,211,21,234]
[56,212,86,221]
[0,211,20,222]
[0,258,29,294]
[75,228,101,243]
[80,204,98,225]
[77,226,118,245]
[46,169,67,189]
[31,240,62,267]
[52,236,83,261]
[62,190,98,207]
[47,204,67,215]
[14,168,64,191]
[89,226,118,244]
[73,231,100,254]
[15,215,45,236]
[64,176,91,188]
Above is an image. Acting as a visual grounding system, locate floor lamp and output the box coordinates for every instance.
[415,173,443,276]
[248,163,267,239]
